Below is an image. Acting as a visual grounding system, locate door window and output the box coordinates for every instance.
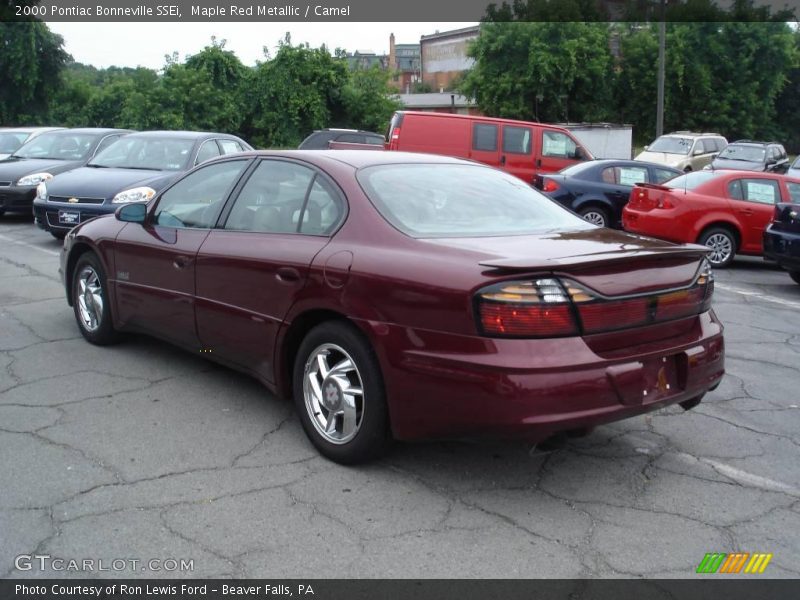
[600,166,647,186]
[218,139,244,155]
[653,168,678,183]
[94,134,123,156]
[728,178,780,205]
[502,126,532,154]
[224,160,343,235]
[153,160,248,229]
[195,140,222,165]
[542,131,578,158]
[472,124,498,152]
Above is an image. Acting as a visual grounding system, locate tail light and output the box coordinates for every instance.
[542,179,560,193]
[629,187,674,210]
[476,259,714,338]
[655,194,675,209]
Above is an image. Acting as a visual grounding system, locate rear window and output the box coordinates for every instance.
[664,171,720,191]
[357,163,591,238]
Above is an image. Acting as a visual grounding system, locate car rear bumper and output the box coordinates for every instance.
[763,227,800,271]
[362,312,724,442]
[0,185,36,213]
[622,208,688,243]
[33,198,113,232]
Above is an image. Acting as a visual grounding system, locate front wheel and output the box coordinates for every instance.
[293,321,391,464]
[789,271,800,285]
[698,227,737,268]
[71,253,118,345]
[579,206,610,228]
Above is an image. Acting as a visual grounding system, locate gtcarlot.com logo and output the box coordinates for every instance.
[697,552,773,574]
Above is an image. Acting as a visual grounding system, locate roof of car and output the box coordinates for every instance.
[728,140,782,146]
[47,128,132,135]
[667,131,724,137]
[0,126,65,134]
[227,149,475,170]
[124,130,237,140]
[584,159,681,170]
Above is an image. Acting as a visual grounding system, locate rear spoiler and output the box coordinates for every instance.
[633,182,671,191]
[479,246,709,272]
[327,141,385,151]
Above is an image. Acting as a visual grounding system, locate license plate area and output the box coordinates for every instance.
[641,355,679,403]
[606,354,680,406]
[58,210,80,225]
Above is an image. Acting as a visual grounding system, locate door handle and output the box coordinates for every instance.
[173,256,192,269]
[500,155,506,166]
[536,158,542,167]
[739,209,754,216]
[276,267,301,282]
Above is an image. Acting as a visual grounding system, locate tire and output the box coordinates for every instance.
[578,206,610,228]
[71,252,118,345]
[51,231,66,240]
[698,227,737,268]
[683,166,693,173]
[293,321,391,464]
[789,271,800,285]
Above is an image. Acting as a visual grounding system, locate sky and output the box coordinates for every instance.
[46,22,477,69]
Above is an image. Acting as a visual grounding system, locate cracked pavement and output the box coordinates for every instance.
[1,215,799,579]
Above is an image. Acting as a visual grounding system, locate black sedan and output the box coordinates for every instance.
[0,128,130,218]
[534,159,681,228]
[764,199,800,285]
[34,130,252,238]
[709,140,789,173]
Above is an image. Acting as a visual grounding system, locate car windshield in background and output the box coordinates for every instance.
[358,163,592,238]
[718,145,765,162]
[663,170,720,190]
[89,137,194,171]
[649,137,693,154]
[13,132,96,160]
[0,132,28,154]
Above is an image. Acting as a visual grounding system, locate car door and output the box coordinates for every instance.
[500,125,535,183]
[113,159,250,348]
[538,129,586,173]
[194,158,345,382]
[726,177,782,253]
[598,164,649,220]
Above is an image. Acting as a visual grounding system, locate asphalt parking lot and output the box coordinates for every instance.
[1,214,799,579]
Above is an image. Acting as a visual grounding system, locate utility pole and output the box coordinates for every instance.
[656,0,666,137]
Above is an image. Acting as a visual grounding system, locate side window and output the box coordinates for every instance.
[502,126,531,154]
[654,168,678,184]
[542,131,578,158]
[473,123,498,152]
[218,139,244,155]
[740,178,780,205]
[728,180,744,200]
[693,140,705,154]
[94,134,122,156]
[302,178,344,235]
[153,160,247,229]
[224,160,316,234]
[787,182,800,203]
[195,140,221,165]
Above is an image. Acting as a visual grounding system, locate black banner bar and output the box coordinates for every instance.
[2,580,800,600]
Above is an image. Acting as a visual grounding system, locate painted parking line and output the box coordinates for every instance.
[0,233,60,257]
[714,282,800,310]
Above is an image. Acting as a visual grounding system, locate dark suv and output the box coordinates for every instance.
[298,129,385,149]
[709,140,789,173]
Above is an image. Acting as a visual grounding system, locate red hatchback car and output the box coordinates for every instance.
[623,170,800,267]
[60,151,724,463]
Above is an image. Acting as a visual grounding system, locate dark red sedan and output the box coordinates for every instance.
[60,151,724,463]
[623,170,800,267]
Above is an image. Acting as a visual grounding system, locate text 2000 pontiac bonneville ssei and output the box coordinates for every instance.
[59,151,724,463]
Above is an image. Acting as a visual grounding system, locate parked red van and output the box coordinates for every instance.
[385,111,593,183]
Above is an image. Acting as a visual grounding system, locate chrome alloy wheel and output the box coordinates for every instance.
[76,265,104,333]
[582,210,607,227]
[303,343,365,444]
[704,233,733,266]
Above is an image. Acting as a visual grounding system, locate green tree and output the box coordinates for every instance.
[459,22,616,123]
[336,65,401,133]
[0,21,69,123]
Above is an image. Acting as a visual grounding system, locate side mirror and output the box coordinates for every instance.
[710,153,718,159]
[574,147,586,160]
[643,145,649,151]
[115,202,147,223]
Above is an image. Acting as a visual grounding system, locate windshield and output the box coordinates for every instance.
[13,132,96,160]
[357,163,592,238]
[0,132,28,154]
[648,136,693,155]
[89,137,194,171]
[664,170,720,191]
[718,145,765,162]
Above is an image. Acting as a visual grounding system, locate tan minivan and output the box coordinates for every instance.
[635,132,727,172]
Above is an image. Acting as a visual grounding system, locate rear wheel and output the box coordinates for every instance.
[71,253,118,345]
[698,227,737,268]
[293,321,391,464]
[789,271,800,285]
[579,206,610,228]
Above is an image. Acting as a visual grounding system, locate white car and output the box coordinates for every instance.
[635,132,727,172]
[0,127,65,161]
